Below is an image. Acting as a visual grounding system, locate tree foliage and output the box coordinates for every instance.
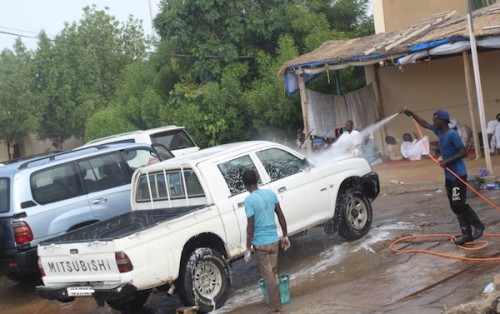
[0,41,39,159]
[1,1,374,156]
[33,5,150,147]
[141,0,374,144]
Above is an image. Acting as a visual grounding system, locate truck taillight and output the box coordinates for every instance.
[38,258,46,277]
[13,221,33,244]
[115,251,133,273]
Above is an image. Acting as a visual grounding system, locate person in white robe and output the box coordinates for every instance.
[334,120,362,156]
[400,133,430,161]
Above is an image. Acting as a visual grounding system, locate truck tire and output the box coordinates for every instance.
[177,247,231,312]
[336,187,372,240]
[105,289,151,311]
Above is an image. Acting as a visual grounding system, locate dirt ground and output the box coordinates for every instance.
[0,153,498,314]
[372,152,500,195]
[373,153,500,314]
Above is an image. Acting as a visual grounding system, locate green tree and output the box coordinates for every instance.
[243,35,302,141]
[102,0,374,146]
[84,61,164,141]
[34,5,150,148]
[0,41,39,160]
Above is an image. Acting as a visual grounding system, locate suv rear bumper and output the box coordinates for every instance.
[0,247,38,275]
[37,282,137,302]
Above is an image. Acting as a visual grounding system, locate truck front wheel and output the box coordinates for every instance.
[177,247,231,312]
[337,188,373,240]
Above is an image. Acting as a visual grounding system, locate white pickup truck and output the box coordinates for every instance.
[36,141,379,312]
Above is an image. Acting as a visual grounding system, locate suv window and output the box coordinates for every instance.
[256,148,306,181]
[121,148,162,171]
[0,178,9,213]
[151,130,196,151]
[218,155,261,196]
[31,164,82,205]
[79,153,130,192]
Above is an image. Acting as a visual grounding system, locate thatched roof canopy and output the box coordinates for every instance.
[279,2,500,94]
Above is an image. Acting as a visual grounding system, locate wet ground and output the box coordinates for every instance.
[1,187,499,314]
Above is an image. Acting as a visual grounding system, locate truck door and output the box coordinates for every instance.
[255,148,331,232]
[215,155,266,254]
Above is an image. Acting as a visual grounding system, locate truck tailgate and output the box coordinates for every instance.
[39,240,120,283]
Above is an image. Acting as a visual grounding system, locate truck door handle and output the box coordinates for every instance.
[237,202,245,208]
[320,188,327,191]
[92,198,107,204]
[278,186,287,193]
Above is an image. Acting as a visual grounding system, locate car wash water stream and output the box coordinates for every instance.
[311,112,400,161]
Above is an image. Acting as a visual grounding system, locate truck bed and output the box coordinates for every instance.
[41,205,205,245]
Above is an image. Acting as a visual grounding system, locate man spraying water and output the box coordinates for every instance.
[400,108,485,245]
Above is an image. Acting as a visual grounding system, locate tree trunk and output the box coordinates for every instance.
[7,139,16,161]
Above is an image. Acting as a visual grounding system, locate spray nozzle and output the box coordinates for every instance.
[402,107,412,117]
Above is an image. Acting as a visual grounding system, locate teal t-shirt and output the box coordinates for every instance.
[245,189,279,246]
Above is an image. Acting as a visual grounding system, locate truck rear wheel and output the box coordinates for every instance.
[337,187,372,240]
[105,289,151,311]
[177,247,231,312]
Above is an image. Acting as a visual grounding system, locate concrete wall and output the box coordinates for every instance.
[373,0,466,33]
[375,50,500,146]
[0,135,83,162]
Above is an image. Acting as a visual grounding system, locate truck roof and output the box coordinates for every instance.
[140,141,282,171]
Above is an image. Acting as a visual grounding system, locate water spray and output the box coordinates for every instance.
[310,112,400,163]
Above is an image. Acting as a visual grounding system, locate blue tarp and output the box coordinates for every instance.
[409,36,468,52]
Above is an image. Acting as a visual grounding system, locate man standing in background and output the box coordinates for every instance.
[448,119,474,152]
[335,120,362,156]
[486,114,500,154]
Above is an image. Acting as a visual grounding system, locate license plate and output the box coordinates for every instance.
[67,286,95,297]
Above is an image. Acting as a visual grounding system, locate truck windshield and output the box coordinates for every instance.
[0,178,10,213]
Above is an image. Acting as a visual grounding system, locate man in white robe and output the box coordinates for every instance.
[335,120,362,156]
[400,133,430,161]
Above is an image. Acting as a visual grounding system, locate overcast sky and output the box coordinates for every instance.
[0,0,161,51]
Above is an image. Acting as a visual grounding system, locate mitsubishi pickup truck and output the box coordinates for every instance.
[36,141,379,312]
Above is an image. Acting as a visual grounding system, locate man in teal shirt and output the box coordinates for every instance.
[243,170,290,313]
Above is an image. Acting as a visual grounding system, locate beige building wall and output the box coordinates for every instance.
[375,50,500,146]
[372,0,466,33]
[0,135,82,162]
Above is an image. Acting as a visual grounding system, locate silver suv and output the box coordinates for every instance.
[0,143,173,283]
